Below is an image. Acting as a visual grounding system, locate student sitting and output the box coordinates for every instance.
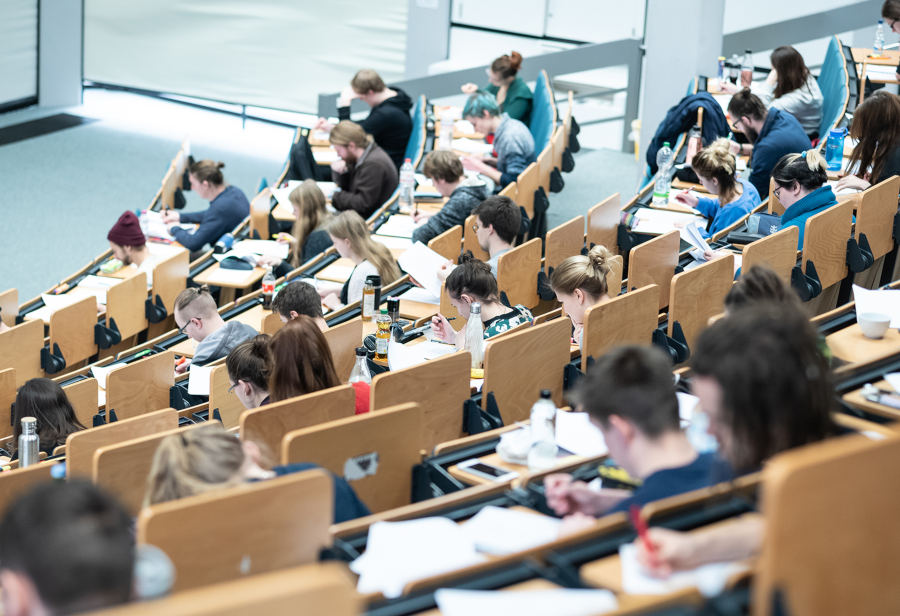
[674,138,760,238]
[460,92,535,189]
[549,245,615,347]
[269,316,369,414]
[258,180,333,277]
[271,280,328,330]
[461,51,533,125]
[226,335,272,410]
[318,211,401,311]
[771,149,835,248]
[721,46,823,138]
[411,151,489,245]
[329,121,400,219]
[143,423,370,523]
[431,255,533,344]
[0,481,134,615]
[635,305,834,577]
[834,90,900,192]
[107,211,157,286]
[724,265,803,313]
[6,378,86,459]
[173,285,258,373]
[438,195,522,282]
[544,346,730,530]
[316,69,413,169]
[163,160,250,253]
[727,89,811,198]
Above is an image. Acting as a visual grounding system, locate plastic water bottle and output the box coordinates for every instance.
[349,347,372,384]
[527,390,558,470]
[729,54,741,84]
[464,302,485,368]
[875,19,886,57]
[439,110,455,151]
[652,142,674,205]
[825,128,847,171]
[18,417,39,468]
[261,267,275,309]
[399,158,415,213]
[740,49,753,87]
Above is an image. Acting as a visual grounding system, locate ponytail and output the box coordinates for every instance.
[550,245,614,299]
[771,150,827,191]
[446,254,499,302]
[691,138,740,205]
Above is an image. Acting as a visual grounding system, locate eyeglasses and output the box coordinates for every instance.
[773,186,784,200]
[227,381,239,394]
[178,317,199,335]
[471,222,481,233]
[732,118,743,131]
[888,18,898,30]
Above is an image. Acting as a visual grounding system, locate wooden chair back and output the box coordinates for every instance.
[90,563,358,616]
[606,254,624,296]
[48,296,97,368]
[768,177,785,215]
[66,408,179,478]
[545,216,585,272]
[854,175,900,261]
[627,230,679,310]
[427,224,463,261]
[0,463,55,519]
[515,162,540,219]
[582,284,659,371]
[0,289,17,327]
[0,320,43,385]
[0,369,15,439]
[482,318,571,423]
[801,200,853,289]
[152,250,189,314]
[62,378,100,431]
[105,351,175,420]
[496,237,542,308]
[552,125,565,170]
[741,227,800,283]
[138,469,332,592]
[322,317,363,381]
[533,307,562,325]
[281,403,423,512]
[439,281,462,322]
[105,272,149,340]
[371,351,471,452]
[537,146,553,194]
[260,311,284,335]
[587,193,622,255]
[239,385,356,459]
[668,255,734,349]
[159,166,178,210]
[208,364,246,429]
[248,193,271,240]
[498,180,518,202]
[463,215,490,262]
[753,434,900,616]
[93,422,207,515]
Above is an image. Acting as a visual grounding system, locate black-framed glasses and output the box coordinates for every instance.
[227,381,239,394]
[178,317,199,335]
[773,186,783,200]
[888,18,898,30]
[471,222,480,233]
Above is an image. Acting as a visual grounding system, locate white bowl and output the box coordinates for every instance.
[858,312,891,339]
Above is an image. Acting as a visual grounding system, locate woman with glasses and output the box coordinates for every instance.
[225,335,272,410]
[772,149,835,248]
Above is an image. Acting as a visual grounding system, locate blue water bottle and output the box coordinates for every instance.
[825,128,846,172]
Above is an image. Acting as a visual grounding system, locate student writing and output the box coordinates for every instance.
[460,92,535,189]
[411,150,488,245]
[257,180,333,276]
[549,245,616,347]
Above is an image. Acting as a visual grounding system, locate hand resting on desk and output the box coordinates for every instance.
[544,474,631,517]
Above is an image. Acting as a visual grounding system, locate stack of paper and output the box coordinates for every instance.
[864,64,899,81]
[140,210,197,241]
[435,588,617,616]
[853,284,900,327]
[387,339,455,372]
[397,286,441,305]
[213,240,289,263]
[629,208,707,241]
[451,138,494,156]
[187,364,213,396]
[460,506,562,555]
[397,242,449,298]
[619,543,748,597]
[375,215,418,239]
[555,411,608,457]
[312,149,340,164]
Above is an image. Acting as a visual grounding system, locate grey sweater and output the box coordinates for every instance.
[192,321,258,366]
[494,114,535,187]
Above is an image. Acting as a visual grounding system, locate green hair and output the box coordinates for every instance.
[462,90,500,119]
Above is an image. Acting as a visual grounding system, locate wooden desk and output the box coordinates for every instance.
[447,449,587,487]
[315,258,356,283]
[825,324,900,365]
[193,264,266,304]
[841,379,900,422]
[852,48,900,103]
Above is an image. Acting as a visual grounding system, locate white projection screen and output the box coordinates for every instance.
[83,0,408,113]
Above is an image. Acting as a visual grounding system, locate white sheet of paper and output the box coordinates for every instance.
[187,364,214,396]
[555,411,608,457]
[683,221,712,253]
[619,543,748,597]
[397,241,449,298]
[864,64,899,80]
[376,215,418,239]
[214,240,289,262]
[677,392,700,422]
[630,208,707,240]
[398,286,441,305]
[853,284,900,327]
[884,372,900,394]
[351,518,485,598]
[435,588,617,616]
[451,138,493,155]
[271,180,340,207]
[387,340,455,372]
[461,506,562,555]
[373,234,414,253]
[312,149,340,163]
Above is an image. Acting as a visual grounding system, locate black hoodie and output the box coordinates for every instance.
[338,86,413,168]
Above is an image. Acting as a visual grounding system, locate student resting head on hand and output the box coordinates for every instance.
[142,422,370,523]
[550,245,616,347]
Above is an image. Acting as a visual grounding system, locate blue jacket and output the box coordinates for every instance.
[696,178,760,238]
[647,92,730,174]
[172,185,250,251]
[780,185,838,249]
[748,108,811,199]
[272,463,371,523]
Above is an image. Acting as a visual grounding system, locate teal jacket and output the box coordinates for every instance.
[780,185,838,249]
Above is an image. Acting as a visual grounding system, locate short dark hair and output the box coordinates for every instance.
[884,0,900,21]
[0,481,134,613]
[472,196,521,245]
[727,89,767,121]
[691,306,834,472]
[569,345,679,438]
[271,281,323,320]
[725,266,802,313]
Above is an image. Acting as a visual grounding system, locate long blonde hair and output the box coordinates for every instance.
[550,245,615,299]
[691,138,741,206]
[143,424,245,508]
[289,180,331,268]
[325,211,401,284]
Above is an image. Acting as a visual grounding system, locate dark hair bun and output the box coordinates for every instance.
[509,51,522,70]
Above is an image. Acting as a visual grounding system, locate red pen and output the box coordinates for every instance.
[629,504,660,569]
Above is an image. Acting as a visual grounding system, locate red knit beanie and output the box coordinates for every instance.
[107,211,146,247]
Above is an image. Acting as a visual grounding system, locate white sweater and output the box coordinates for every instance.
[752,73,823,136]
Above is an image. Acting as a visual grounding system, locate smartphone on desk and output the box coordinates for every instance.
[457,458,519,482]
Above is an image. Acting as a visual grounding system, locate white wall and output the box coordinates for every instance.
[0,0,38,107]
